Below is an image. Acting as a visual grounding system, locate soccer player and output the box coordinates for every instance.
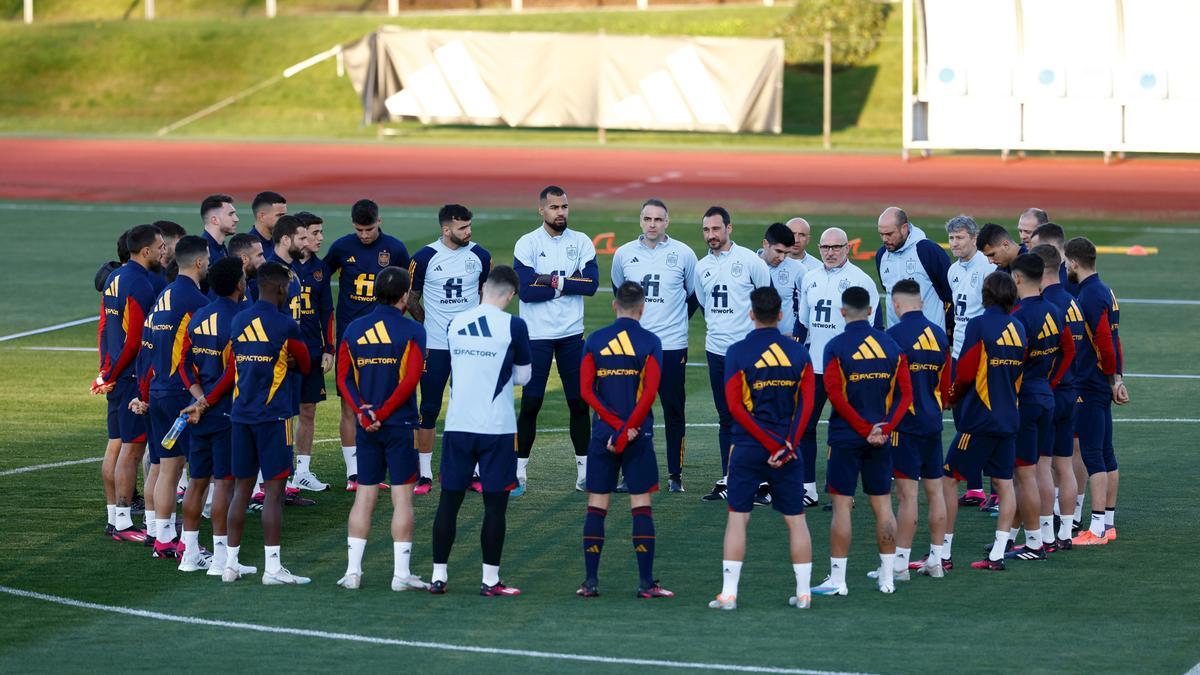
[223,261,312,584]
[336,267,429,591]
[96,229,132,536]
[709,287,816,611]
[95,223,165,543]
[941,272,1026,571]
[228,233,265,305]
[577,281,671,599]
[1066,237,1128,545]
[1007,253,1075,560]
[759,222,804,337]
[201,194,238,266]
[429,266,531,596]
[325,199,411,490]
[793,227,880,508]
[132,235,211,561]
[407,204,491,496]
[1017,207,1049,248]
[179,257,256,577]
[875,206,953,330]
[812,287,911,595]
[288,211,335,492]
[155,220,187,283]
[513,186,599,492]
[785,217,823,276]
[1031,222,1080,297]
[693,206,772,502]
[611,198,697,492]
[977,222,1025,273]
[885,280,951,580]
[248,190,287,253]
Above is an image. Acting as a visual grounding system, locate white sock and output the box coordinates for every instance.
[894,547,910,573]
[942,533,954,559]
[394,541,412,578]
[156,518,174,544]
[1008,527,1019,541]
[342,446,357,477]
[575,456,586,482]
[804,482,817,500]
[517,457,529,482]
[213,535,228,568]
[1073,494,1084,522]
[182,530,199,557]
[1057,517,1073,541]
[432,563,448,583]
[1039,516,1054,545]
[265,545,282,574]
[793,562,812,599]
[878,553,896,585]
[989,530,1008,561]
[829,557,848,587]
[419,453,433,480]
[169,512,176,531]
[346,537,366,576]
[106,504,116,527]
[1104,508,1115,528]
[482,563,501,586]
[146,517,158,539]
[226,545,241,571]
[1089,511,1105,537]
[929,544,943,563]
[255,471,264,493]
[296,454,311,474]
[115,506,132,530]
[1053,487,1061,516]
[1026,528,1042,550]
[718,474,728,487]
[721,560,742,597]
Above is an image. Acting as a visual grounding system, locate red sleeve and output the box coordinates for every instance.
[287,338,311,375]
[788,363,816,447]
[103,297,146,384]
[325,315,336,355]
[939,352,952,409]
[724,370,783,452]
[374,340,424,424]
[204,345,236,406]
[335,341,366,415]
[950,341,982,406]
[823,357,875,439]
[880,355,913,436]
[1050,327,1075,389]
[1093,310,1118,376]
[579,352,624,431]
[138,366,154,404]
[178,330,196,389]
[613,354,661,453]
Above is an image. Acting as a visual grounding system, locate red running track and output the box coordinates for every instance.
[2,138,1199,219]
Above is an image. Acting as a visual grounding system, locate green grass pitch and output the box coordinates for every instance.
[0,199,1198,673]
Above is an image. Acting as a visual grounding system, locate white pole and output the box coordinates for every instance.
[763,0,775,6]
[266,0,277,18]
[823,32,832,150]
[512,0,522,12]
[637,0,648,9]
[388,0,398,16]
[902,0,913,151]
[24,0,33,24]
[145,0,154,20]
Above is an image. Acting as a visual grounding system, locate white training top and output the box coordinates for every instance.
[611,235,697,351]
[947,250,998,359]
[764,255,807,337]
[796,261,880,374]
[444,304,531,435]
[513,226,597,340]
[693,242,772,356]
[409,240,491,351]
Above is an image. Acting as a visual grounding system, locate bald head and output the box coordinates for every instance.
[877,206,910,252]
[785,217,812,259]
[819,227,850,269]
[1017,208,1048,246]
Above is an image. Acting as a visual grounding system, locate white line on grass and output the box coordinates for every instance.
[0,317,98,342]
[0,457,102,477]
[0,585,860,675]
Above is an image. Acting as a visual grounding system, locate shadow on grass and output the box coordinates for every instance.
[782,63,879,134]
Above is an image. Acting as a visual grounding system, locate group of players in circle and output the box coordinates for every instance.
[92,187,1126,608]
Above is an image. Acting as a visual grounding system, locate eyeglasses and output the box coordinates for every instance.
[818,244,848,251]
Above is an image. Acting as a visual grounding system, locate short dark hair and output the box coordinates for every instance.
[1031,243,1061,270]
[750,286,781,323]
[351,199,379,226]
[976,223,1014,251]
[764,222,795,248]
[126,224,162,256]
[539,185,566,202]
[486,265,519,294]
[272,214,306,244]
[891,279,921,297]
[1032,222,1066,247]
[438,204,473,226]
[257,261,292,296]
[252,191,286,214]
[154,220,187,241]
[294,211,323,227]
[1064,237,1097,269]
[94,261,120,293]
[173,235,208,269]
[614,281,645,311]
[641,198,668,215]
[1011,253,1044,283]
[227,233,260,259]
[982,271,1018,311]
[841,286,871,313]
[208,257,245,298]
[1023,208,1050,226]
[703,206,731,226]
[201,194,233,220]
[375,266,411,306]
[117,229,131,263]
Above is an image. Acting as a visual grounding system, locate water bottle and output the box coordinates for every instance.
[161,412,189,451]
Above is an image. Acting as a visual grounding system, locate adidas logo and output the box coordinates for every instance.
[236,317,269,343]
[754,343,792,368]
[1065,301,1083,323]
[996,323,1023,347]
[585,545,601,554]
[629,257,640,264]
[153,289,172,313]
[538,252,547,257]
[346,256,356,264]
[457,315,492,337]
[1037,314,1060,340]
[912,326,941,352]
[635,544,648,553]
[356,320,393,345]
[193,313,219,337]
[434,265,443,271]
[104,276,120,297]
[599,330,636,356]
[851,336,887,361]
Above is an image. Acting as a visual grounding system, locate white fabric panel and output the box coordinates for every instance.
[1023,100,1122,148]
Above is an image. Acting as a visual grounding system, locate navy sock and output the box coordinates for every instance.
[632,506,655,586]
[583,506,606,582]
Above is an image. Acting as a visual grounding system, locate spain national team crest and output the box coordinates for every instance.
[566,244,579,259]
[666,251,678,268]
[906,260,917,275]
[779,270,789,284]
[465,257,478,274]
[378,250,391,268]
[313,269,323,282]
[971,271,980,285]
[838,279,851,292]
[732,261,744,278]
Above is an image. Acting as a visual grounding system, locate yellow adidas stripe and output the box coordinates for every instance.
[768,343,792,367]
[375,321,392,344]
[617,331,635,356]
